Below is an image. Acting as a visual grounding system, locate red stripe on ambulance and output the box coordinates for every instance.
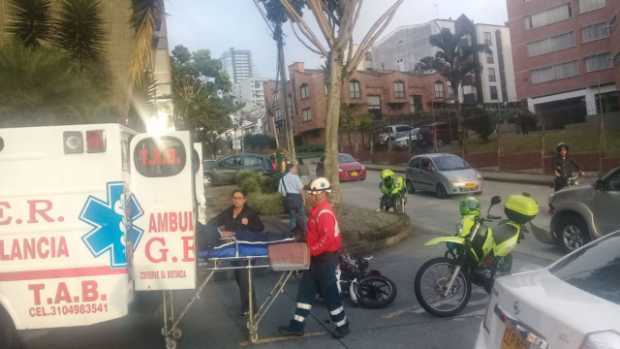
[0,266,127,282]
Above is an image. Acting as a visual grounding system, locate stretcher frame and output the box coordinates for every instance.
[160,255,299,348]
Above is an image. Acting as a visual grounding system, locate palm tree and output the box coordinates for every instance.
[0,43,107,126]
[52,0,106,68]
[129,0,163,85]
[415,15,489,149]
[6,0,53,48]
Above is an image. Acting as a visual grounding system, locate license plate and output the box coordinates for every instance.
[465,182,478,189]
[350,171,358,177]
[501,325,528,349]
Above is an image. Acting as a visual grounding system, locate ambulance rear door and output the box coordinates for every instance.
[130,132,196,291]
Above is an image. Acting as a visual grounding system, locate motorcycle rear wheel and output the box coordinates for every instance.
[355,275,397,309]
[414,257,471,317]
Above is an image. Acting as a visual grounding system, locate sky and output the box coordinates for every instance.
[164,0,508,80]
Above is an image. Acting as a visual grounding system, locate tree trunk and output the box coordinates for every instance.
[453,84,465,157]
[276,25,296,162]
[325,50,344,204]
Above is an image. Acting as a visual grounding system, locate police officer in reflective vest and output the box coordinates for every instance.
[279,177,350,339]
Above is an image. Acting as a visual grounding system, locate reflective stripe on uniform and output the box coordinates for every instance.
[296,302,312,310]
[329,306,344,316]
[294,314,306,322]
[335,317,347,327]
[317,209,340,237]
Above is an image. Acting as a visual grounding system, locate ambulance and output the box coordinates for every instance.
[0,124,204,348]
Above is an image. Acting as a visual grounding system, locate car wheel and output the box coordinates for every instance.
[0,307,19,349]
[406,180,415,194]
[435,184,448,199]
[558,216,590,253]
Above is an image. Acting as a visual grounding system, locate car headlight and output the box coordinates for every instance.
[338,168,343,173]
[476,172,482,180]
[581,331,620,349]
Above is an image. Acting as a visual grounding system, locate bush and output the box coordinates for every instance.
[248,192,284,216]
[463,107,496,142]
[297,144,325,153]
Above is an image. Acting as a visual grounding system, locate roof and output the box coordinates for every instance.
[413,153,461,159]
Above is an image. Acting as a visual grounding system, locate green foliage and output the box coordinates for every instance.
[248,192,284,216]
[244,134,276,151]
[0,43,111,127]
[259,0,305,25]
[297,144,325,153]
[7,0,53,48]
[171,44,239,157]
[236,171,278,194]
[463,107,496,142]
[52,0,105,68]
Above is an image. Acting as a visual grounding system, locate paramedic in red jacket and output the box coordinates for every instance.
[279,177,350,339]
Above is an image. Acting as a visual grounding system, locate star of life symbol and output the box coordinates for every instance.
[80,182,144,268]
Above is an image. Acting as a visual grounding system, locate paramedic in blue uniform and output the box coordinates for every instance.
[279,177,350,339]
[211,189,264,316]
[278,162,306,233]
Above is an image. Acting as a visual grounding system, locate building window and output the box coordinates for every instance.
[489,86,498,100]
[615,53,620,66]
[275,110,283,121]
[300,84,310,99]
[302,109,312,122]
[585,53,612,72]
[394,81,405,98]
[582,22,610,43]
[578,0,606,13]
[324,84,329,96]
[273,93,279,102]
[530,61,579,84]
[434,81,445,98]
[287,95,294,116]
[349,80,361,99]
[488,68,497,82]
[527,32,576,57]
[410,95,423,113]
[484,32,493,46]
[525,4,571,29]
[487,52,495,64]
[367,95,381,112]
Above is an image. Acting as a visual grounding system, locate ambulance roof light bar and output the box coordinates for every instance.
[63,130,106,154]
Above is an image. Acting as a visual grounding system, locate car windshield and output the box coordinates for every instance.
[433,155,470,171]
[339,154,355,163]
[550,232,620,305]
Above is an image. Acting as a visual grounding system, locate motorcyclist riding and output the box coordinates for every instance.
[379,169,405,212]
[553,143,583,192]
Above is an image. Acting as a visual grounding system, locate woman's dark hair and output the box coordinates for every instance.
[231,189,247,198]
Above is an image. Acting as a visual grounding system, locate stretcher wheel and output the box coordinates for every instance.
[172,328,183,340]
[165,337,177,349]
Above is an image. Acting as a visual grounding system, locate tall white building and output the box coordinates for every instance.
[372,17,517,104]
[220,48,267,110]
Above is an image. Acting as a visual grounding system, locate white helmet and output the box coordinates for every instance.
[309,177,332,194]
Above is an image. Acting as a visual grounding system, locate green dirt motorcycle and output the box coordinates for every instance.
[414,194,540,317]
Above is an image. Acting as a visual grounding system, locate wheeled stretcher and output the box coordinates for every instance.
[160,240,310,348]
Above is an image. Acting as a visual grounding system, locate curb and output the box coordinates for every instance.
[364,165,552,186]
[345,219,412,255]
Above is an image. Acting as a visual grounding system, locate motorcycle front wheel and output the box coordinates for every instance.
[414,257,471,317]
[355,275,398,309]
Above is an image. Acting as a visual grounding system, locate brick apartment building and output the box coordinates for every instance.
[507,0,620,125]
[263,62,449,145]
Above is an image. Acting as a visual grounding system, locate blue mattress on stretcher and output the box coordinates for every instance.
[198,238,295,259]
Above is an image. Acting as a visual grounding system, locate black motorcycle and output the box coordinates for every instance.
[337,254,397,308]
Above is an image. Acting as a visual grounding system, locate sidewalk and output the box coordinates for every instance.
[364,164,555,186]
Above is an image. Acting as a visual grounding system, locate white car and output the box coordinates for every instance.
[378,124,414,144]
[476,231,620,349]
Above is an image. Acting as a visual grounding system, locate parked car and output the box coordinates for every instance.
[378,124,415,144]
[205,153,273,185]
[392,129,421,149]
[540,166,620,253]
[405,153,482,198]
[475,230,620,349]
[316,153,366,182]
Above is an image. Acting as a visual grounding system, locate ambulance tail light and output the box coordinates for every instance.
[63,131,84,154]
[86,130,106,153]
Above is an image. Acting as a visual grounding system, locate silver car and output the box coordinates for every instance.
[405,153,483,198]
[541,166,620,253]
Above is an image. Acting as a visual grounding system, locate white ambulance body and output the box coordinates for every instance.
[0,124,200,346]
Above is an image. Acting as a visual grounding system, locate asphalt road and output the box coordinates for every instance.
[21,176,565,349]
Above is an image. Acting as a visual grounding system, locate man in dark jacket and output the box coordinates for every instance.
[553,143,583,191]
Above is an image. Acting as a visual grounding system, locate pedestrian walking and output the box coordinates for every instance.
[278,177,350,339]
[279,162,306,233]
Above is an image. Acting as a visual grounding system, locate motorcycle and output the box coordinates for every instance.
[337,253,398,309]
[413,194,539,317]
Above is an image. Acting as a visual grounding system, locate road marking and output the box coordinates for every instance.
[239,331,325,346]
[382,306,420,319]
